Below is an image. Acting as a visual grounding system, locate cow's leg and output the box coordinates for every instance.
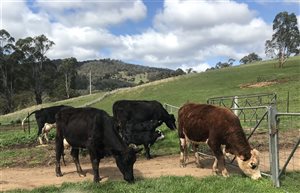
[179,137,188,167]
[55,135,63,177]
[144,144,152,159]
[38,135,44,145]
[207,140,229,177]
[192,144,202,168]
[212,157,218,175]
[44,133,49,143]
[89,151,101,183]
[71,148,85,177]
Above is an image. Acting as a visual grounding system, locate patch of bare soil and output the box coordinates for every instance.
[240,81,277,88]
[0,154,241,191]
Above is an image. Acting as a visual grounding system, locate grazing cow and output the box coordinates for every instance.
[22,105,71,144]
[55,107,141,183]
[123,120,165,159]
[178,103,261,180]
[113,100,176,132]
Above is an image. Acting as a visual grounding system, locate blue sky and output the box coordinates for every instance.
[2,0,300,71]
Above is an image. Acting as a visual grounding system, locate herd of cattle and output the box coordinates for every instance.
[21,100,261,183]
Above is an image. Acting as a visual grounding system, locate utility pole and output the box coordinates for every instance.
[89,70,92,95]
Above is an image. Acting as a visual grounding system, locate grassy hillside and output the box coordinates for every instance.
[91,56,300,114]
[1,56,299,124]
[0,92,106,125]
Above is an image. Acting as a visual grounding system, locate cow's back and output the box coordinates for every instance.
[113,100,164,122]
[178,103,241,143]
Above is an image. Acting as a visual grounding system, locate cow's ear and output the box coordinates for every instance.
[237,155,246,161]
[251,149,259,156]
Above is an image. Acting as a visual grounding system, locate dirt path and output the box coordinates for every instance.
[2,149,299,192]
[0,155,239,191]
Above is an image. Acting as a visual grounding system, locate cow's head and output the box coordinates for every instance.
[155,129,165,141]
[114,145,142,183]
[165,114,176,130]
[236,149,261,180]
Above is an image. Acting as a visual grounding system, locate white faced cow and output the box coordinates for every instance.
[178,103,261,180]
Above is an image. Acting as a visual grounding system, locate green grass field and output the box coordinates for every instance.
[0,92,106,125]
[91,56,300,114]
[0,57,299,192]
[5,175,300,193]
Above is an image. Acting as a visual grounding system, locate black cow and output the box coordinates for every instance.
[123,120,164,159]
[55,107,141,183]
[113,100,176,132]
[22,105,71,144]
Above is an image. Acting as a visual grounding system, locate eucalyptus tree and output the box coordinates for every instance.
[265,12,300,68]
[59,57,78,98]
[240,53,262,64]
[16,35,55,104]
[0,29,24,113]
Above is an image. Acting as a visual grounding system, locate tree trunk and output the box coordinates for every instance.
[35,91,43,105]
[65,73,70,98]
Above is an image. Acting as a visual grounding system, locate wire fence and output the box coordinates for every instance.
[276,114,300,187]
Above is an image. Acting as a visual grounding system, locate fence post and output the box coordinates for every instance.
[268,106,280,187]
[233,96,238,116]
[27,112,31,135]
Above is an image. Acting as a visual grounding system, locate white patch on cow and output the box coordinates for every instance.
[180,138,185,147]
[63,138,70,149]
[156,133,165,141]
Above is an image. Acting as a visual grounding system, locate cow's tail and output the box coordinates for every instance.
[21,110,38,132]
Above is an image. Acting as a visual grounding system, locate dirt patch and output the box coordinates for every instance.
[1,149,300,191]
[0,153,246,191]
[240,81,277,88]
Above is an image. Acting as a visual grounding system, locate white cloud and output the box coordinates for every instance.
[180,63,211,72]
[2,0,52,38]
[2,0,276,70]
[35,0,147,27]
[154,0,256,31]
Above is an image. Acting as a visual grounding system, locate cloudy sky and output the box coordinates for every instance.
[1,0,299,71]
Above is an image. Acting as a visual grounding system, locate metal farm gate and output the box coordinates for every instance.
[164,93,300,187]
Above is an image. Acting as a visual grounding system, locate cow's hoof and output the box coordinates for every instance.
[222,170,229,177]
[79,173,86,177]
[212,170,218,176]
[180,163,186,168]
[93,178,101,183]
[56,173,63,177]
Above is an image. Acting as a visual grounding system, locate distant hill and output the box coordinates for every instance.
[76,59,184,91]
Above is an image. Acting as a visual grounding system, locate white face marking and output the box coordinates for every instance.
[156,134,165,141]
[236,149,261,180]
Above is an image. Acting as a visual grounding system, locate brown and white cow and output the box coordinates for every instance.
[178,103,261,180]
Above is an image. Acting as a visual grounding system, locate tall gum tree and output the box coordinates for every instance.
[265,12,300,68]
[16,35,54,104]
